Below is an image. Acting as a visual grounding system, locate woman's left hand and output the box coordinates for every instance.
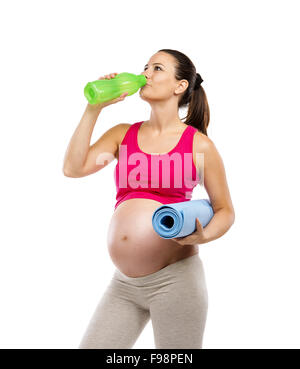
[172,218,207,246]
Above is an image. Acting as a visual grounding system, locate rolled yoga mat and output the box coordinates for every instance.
[152,199,214,239]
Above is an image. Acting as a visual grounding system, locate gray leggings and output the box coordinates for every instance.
[79,254,208,349]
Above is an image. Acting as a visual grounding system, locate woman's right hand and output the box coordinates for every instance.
[88,73,129,109]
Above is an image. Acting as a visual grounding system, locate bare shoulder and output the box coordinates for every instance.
[194,131,215,153]
[192,131,220,175]
[115,123,132,146]
[114,123,132,160]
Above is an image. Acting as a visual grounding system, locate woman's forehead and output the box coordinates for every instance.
[147,52,172,65]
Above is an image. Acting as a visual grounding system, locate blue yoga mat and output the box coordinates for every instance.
[152,199,214,239]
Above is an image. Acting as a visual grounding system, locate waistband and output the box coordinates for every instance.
[114,253,202,286]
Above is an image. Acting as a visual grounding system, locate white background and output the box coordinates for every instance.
[0,0,299,349]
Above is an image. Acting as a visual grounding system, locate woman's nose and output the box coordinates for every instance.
[142,71,150,79]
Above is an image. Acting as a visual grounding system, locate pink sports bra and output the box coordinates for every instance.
[113,121,201,210]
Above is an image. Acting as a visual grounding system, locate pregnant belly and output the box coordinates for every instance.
[107,198,198,277]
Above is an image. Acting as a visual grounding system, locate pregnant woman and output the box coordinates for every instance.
[63,49,235,349]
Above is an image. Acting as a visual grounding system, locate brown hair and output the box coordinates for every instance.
[158,48,210,136]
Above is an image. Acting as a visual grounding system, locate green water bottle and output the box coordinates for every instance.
[84,72,147,105]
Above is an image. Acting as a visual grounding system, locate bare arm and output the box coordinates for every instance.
[195,133,235,243]
[62,104,103,177]
[63,72,129,177]
[62,71,129,177]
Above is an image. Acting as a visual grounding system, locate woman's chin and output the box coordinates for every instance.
[139,92,149,101]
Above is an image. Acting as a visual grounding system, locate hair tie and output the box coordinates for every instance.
[194,72,203,90]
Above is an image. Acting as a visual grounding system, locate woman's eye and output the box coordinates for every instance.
[144,66,162,71]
